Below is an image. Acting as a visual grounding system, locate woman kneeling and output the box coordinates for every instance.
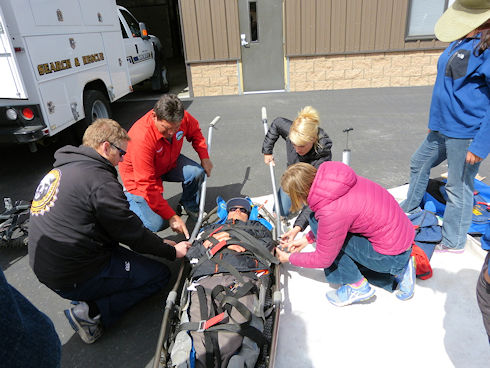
[275,162,416,306]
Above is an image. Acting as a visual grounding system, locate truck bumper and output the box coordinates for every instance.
[0,105,47,144]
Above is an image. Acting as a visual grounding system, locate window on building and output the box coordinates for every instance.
[249,1,258,42]
[406,0,455,40]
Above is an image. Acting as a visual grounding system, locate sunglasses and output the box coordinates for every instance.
[229,206,249,214]
[110,142,126,157]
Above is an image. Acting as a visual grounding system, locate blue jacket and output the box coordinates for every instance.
[429,36,490,159]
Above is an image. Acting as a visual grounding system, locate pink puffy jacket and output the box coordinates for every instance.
[289,161,414,269]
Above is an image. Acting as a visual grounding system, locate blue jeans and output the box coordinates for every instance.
[323,234,411,286]
[126,154,204,232]
[278,187,292,216]
[400,131,480,249]
[55,246,170,327]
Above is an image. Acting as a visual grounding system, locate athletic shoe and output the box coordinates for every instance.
[434,243,465,254]
[395,256,416,301]
[64,301,103,344]
[326,279,375,307]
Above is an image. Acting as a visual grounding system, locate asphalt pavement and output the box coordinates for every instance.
[1,86,489,367]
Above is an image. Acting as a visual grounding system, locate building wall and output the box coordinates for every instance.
[284,0,447,56]
[289,49,442,92]
[190,61,239,96]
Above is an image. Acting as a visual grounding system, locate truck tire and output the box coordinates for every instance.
[74,90,111,142]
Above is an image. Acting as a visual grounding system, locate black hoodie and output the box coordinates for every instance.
[28,145,176,289]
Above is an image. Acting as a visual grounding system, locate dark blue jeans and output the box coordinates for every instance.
[323,234,411,288]
[55,246,170,327]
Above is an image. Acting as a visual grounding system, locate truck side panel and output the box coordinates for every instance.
[25,32,124,132]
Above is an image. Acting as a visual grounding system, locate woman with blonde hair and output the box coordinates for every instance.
[276,161,416,307]
[262,106,332,242]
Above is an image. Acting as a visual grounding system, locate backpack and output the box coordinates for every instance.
[422,178,490,235]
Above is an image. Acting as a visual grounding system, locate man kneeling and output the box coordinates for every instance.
[28,119,189,344]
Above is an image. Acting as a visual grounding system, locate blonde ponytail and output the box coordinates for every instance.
[289,106,321,151]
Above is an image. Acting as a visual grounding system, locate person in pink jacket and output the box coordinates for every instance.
[275,161,416,306]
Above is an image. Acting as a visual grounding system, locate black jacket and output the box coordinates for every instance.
[28,145,176,289]
[186,219,275,278]
[261,116,333,229]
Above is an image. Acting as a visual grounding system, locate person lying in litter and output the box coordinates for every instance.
[275,162,416,307]
[174,197,278,368]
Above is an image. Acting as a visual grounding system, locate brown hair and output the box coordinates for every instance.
[153,94,184,123]
[82,118,129,149]
[289,106,321,151]
[475,29,490,55]
[281,163,317,212]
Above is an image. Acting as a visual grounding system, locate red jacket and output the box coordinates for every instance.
[119,110,209,220]
[290,162,414,268]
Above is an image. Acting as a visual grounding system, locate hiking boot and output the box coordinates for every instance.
[326,279,375,307]
[435,243,465,254]
[64,301,103,344]
[395,256,416,301]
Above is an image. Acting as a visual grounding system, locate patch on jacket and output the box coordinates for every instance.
[176,131,184,140]
[445,49,470,80]
[31,169,61,216]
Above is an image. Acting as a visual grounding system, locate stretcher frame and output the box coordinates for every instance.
[152,111,283,368]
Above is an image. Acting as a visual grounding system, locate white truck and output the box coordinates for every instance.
[0,0,168,151]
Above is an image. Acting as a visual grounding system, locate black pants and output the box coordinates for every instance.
[56,246,170,327]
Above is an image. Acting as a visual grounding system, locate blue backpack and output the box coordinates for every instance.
[422,178,490,235]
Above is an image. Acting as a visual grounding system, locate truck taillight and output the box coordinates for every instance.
[6,108,18,120]
[22,108,34,120]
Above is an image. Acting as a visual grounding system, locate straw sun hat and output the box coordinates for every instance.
[435,0,490,42]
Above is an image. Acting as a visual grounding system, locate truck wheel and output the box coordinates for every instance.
[74,90,111,142]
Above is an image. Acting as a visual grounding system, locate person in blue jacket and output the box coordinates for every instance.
[401,0,490,252]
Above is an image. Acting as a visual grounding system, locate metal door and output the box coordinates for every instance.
[238,0,284,93]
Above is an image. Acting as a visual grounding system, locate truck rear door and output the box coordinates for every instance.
[0,7,27,99]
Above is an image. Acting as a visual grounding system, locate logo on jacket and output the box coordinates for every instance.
[30,169,61,216]
[176,131,184,140]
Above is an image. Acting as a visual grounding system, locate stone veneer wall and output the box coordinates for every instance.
[188,50,443,96]
[190,61,239,97]
[289,50,442,91]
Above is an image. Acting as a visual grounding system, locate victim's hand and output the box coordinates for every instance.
[203,232,230,248]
